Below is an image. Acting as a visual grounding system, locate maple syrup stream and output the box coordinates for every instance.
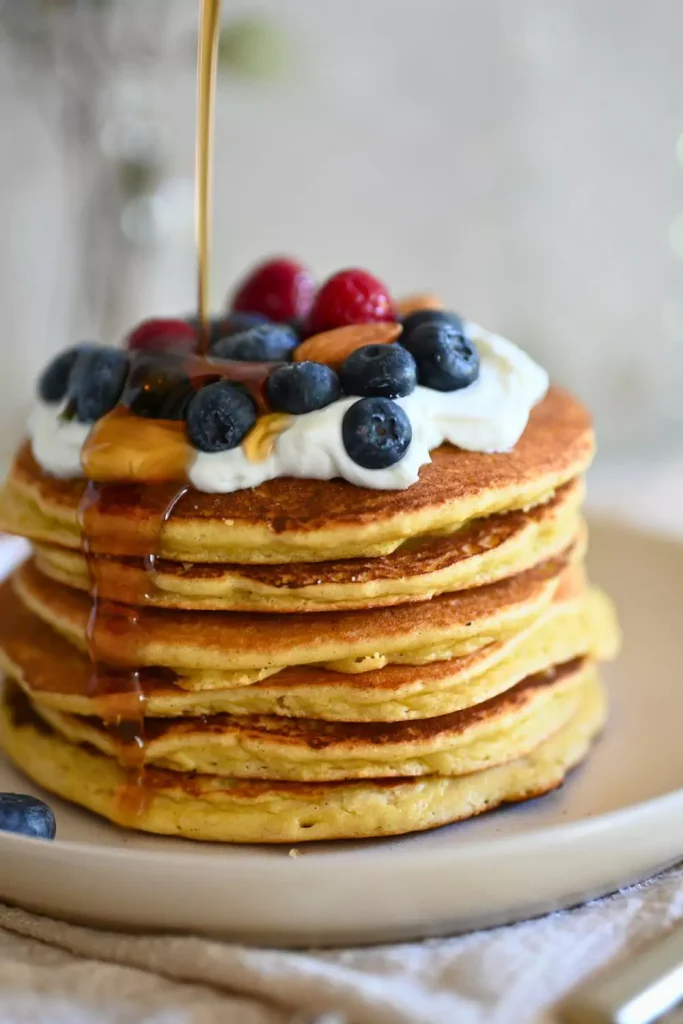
[78,0,222,817]
[195,0,222,354]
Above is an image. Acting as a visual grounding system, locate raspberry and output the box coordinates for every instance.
[231,257,315,322]
[125,318,197,354]
[307,268,396,334]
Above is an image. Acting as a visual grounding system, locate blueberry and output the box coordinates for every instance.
[221,312,271,336]
[286,317,305,339]
[122,354,192,420]
[38,344,95,404]
[0,793,56,840]
[67,346,129,423]
[400,322,479,392]
[186,315,230,349]
[212,324,298,362]
[266,361,341,415]
[400,308,464,344]
[185,379,257,452]
[340,344,416,399]
[342,397,412,469]
[186,312,271,351]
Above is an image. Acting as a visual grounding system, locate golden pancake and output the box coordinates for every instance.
[31,480,583,612]
[26,658,593,781]
[13,553,577,676]
[0,575,619,722]
[0,388,593,563]
[0,676,606,842]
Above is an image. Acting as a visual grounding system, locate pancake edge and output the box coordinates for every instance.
[0,675,606,842]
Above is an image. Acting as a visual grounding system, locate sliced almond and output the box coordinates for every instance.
[293,322,403,369]
[243,412,294,463]
[396,293,445,317]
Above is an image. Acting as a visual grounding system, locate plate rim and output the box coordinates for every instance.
[1,514,681,877]
[0,781,682,868]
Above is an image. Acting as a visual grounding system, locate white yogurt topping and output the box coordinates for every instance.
[189,323,548,492]
[29,401,90,479]
[29,322,548,493]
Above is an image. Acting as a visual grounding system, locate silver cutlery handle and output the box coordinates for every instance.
[555,922,683,1023]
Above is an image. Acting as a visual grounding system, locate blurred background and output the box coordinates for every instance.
[1,0,683,495]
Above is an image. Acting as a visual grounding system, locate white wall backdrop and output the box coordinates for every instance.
[2,0,683,470]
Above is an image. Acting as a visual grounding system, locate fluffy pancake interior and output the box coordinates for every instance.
[0,575,619,722]
[0,675,607,842]
[30,480,584,612]
[11,552,580,674]
[24,658,594,781]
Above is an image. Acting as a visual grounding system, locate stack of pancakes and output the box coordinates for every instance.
[0,387,619,842]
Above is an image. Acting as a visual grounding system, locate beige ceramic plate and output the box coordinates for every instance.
[0,520,681,948]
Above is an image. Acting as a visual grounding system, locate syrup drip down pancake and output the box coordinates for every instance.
[0,264,618,843]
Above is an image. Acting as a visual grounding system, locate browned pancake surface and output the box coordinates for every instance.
[33,659,581,755]
[0,569,584,703]
[13,554,570,671]
[33,480,580,609]
[8,388,592,556]
[137,660,584,747]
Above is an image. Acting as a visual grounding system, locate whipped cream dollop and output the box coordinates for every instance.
[29,401,90,479]
[189,324,548,492]
[29,323,549,493]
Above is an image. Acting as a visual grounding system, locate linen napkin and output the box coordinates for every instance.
[1,863,683,1024]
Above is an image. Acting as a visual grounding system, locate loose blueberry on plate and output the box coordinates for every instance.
[342,397,412,469]
[400,308,464,344]
[38,343,95,404]
[212,324,298,362]
[0,793,56,840]
[68,346,130,423]
[266,361,341,414]
[122,354,193,420]
[340,344,416,399]
[126,317,198,355]
[185,379,257,452]
[231,257,316,322]
[400,321,479,392]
